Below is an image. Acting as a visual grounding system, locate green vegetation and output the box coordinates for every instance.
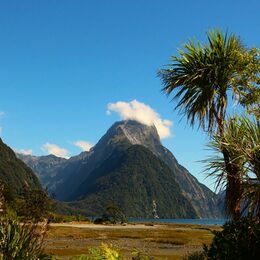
[45,223,217,259]
[204,218,260,259]
[70,145,198,218]
[131,249,153,260]
[94,204,128,224]
[185,218,260,259]
[0,28,258,259]
[0,138,54,222]
[0,138,41,196]
[0,211,51,260]
[160,28,259,258]
[0,187,53,260]
[69,244,153,260]
[0,138,63,223]
[70,243,123,260]
[159,29,259,220]
[17,187,54,222]
[49,213,90,223]
[19,119,221,219]
[206,116,260,218]
[184,251,206,260]
[0,181,53,222]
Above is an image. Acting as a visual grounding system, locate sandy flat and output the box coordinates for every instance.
[50,222,158,229]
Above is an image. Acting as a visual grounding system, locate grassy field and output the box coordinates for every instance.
[44,222,222,259]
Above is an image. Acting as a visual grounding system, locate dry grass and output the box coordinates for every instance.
[44,223,221,259]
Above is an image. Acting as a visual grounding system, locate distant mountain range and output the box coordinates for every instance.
[17,120,222,218]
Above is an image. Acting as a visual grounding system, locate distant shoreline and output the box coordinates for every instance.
[86,217,226,226]
[128,218,226,225]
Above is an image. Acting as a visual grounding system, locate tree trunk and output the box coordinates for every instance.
[215,109,242,220]
[222,147,242,220]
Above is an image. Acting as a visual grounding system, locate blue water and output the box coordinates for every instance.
[128,218,226,226]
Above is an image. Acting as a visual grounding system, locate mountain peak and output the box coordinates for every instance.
[93,119,161,154]
[115,120,161,146]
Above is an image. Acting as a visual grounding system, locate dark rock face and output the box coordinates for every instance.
[18,120,222,218]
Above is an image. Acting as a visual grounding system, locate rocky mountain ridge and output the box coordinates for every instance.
[17,120,222,218]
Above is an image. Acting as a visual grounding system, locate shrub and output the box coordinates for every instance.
[183,251,206,260]
[70,243,123,260]
[49,213,90,223]
[17,188,53,222]
[94,205,128,225]
[0,210,52,259]
[185,217,260,259]
[204,217,260,259]
[131,249,154,259]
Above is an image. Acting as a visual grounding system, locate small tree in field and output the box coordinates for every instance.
[17,188,53,222]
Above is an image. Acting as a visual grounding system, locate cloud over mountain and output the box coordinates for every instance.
[74,140,93,151]
[107,100,172,139]
[41,143,69,158]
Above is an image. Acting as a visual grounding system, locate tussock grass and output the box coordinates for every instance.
[44,223,221,259]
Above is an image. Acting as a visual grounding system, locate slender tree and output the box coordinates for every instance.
[159,29,259,219]
[206,116,260,219]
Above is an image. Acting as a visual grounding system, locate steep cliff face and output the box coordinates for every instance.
[102,120,221,218]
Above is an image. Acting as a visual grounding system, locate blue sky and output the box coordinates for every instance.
[0,0,259,190]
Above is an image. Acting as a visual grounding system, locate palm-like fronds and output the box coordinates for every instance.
[159,29,258,133]
[204,116,260,219]
[0,210,51,259]
[159,29,259,219]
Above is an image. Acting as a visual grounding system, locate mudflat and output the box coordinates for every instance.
[44,222,221,259]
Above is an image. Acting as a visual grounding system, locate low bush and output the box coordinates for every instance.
[183,251,206,260]
[184,217,260,259]
[0,210,53,259]
[93,205,128,225]
[49,213,90,223]
[131,249,154,260]
[70,243,123,260]
[69,244,154,260]
[204,217,260,259]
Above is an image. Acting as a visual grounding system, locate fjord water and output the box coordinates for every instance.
[129,218,226,225]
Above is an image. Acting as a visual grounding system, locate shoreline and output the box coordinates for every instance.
[50,221,223,229]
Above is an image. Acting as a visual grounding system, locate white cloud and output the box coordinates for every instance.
[0,112,5,118]
[41,143,70,159]
[15,149,33,155]
[107,99,172,139]
[74,140,93,152]
[0,127,2,136]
